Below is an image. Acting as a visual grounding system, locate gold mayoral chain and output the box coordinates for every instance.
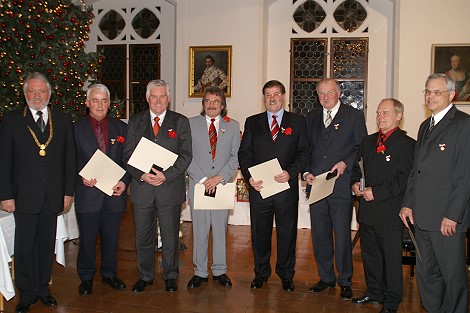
[23,107,53,157]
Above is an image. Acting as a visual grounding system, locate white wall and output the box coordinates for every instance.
[395,0,470,139]
[174,0,266,129]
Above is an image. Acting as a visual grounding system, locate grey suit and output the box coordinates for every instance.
[123,109,192,281]
[187,115,240,277]
[402,105,470,313]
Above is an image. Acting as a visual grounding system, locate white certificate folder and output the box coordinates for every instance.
[308,171,337,205]
[79,149,126,196]
[248,158,289,199]
[127,137,178,173]
[193,183,236,210]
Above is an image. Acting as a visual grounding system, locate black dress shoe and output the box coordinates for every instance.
[165,278,178,292]
[213,273,232,287]
[281,279,295,292]
[250,275,268,289]
[187,275,208,288]
[102,276,126,289]
[379,308,397,313]
[352,295,382,305]
[15,300,33,313]
[340,286,353,299]
[79,280,93,295]
[309,280,335,292]
[37,294,57,307]
[132,279,153,292]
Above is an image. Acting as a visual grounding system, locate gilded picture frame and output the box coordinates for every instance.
[188,45,232,98]
[431,44,470,103]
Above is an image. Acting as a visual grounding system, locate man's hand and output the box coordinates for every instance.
[331,161,347,177]
[141,168,167,186]
[399,207,414,228]
[441,217,457,237]
[203,175,223,194]
[112,181,126,196]
[0,199,15,213]
[249,177,263,192]
[352,182,364,196]
[361,187,374,201]
[63,196,73,211]
[274,170,290,183]
[82,177,97,187]
[305,173,315,185]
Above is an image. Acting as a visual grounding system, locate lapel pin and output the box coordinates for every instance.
[385,155,391,162]
[111,139,116,145]
[334,124,340,130]
[439,143,446,151]
[221,129,226,134]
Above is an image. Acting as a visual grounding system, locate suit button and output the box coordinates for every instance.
[42,179,46,183]
[212,166,215,169]
[323,156,326,159]
[418,170,421,173]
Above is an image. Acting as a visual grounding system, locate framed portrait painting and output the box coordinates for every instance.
[189,45,232,98]
[432,44,470,103]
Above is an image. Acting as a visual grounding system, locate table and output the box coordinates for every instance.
[0,211,69,302]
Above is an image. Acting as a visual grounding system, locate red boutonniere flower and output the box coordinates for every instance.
[376,144,386,154]
[283,127,293,135]
[117,136,125,143]
[223,116,231,122]
[168,129,177,138]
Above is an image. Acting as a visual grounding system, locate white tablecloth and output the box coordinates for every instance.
[0,211,69,301]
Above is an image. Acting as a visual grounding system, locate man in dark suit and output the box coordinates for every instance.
[304,78,367,299]
[186,87,240,289]
[238,80,310,292]
[351,99,415,313]
[74,84,131,295]
[400,74,470,313]
[0,72,76,313]
[123,79,192,293]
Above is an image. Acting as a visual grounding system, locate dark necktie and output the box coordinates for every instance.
[36,111,45,132]
[378,132,386,146]
[209,118,217,160]
[324,110,332,128]
[271,115,279,142]
[153,116,160,136]
[95,122,106,153]
[429,116,435,131]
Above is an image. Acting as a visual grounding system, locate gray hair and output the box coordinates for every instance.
[381,98,404,114]
[23,72,51,94]
[87,83,110,100]
[146,79,170,98]
[426,73,456,91]
[316,78,341,93]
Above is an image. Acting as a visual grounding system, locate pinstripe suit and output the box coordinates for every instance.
[351,129,415,309]
[305,103,367,287]
[187,115,240,278]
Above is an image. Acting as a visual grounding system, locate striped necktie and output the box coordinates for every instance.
[271,115,279,142]
[429,116,435,131]
[96,122,106,153]
[209,118,217,159]
[153,116,160,136]
[324,110,332,128]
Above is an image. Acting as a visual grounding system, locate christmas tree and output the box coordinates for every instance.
[0,0,102,121]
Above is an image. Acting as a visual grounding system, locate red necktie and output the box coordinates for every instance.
[271,115,279,142]
[209,118,217,159]
[153,116,160,136]
[95,122,106,153]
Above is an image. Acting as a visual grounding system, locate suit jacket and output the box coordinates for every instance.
[351,129,415,230]
[402,106,470,232]
[187,115,240,202]
[238,111,310,203]
[0,107,76,213]
[123,109,192,206]
[306,104,367,200]
[74,116,131,213]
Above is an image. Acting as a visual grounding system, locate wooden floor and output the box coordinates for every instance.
[3,204,469,313]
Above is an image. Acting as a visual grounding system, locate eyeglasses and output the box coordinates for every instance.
[203,99,220,105]
[423,89,449,97]
[264,92,283,99]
